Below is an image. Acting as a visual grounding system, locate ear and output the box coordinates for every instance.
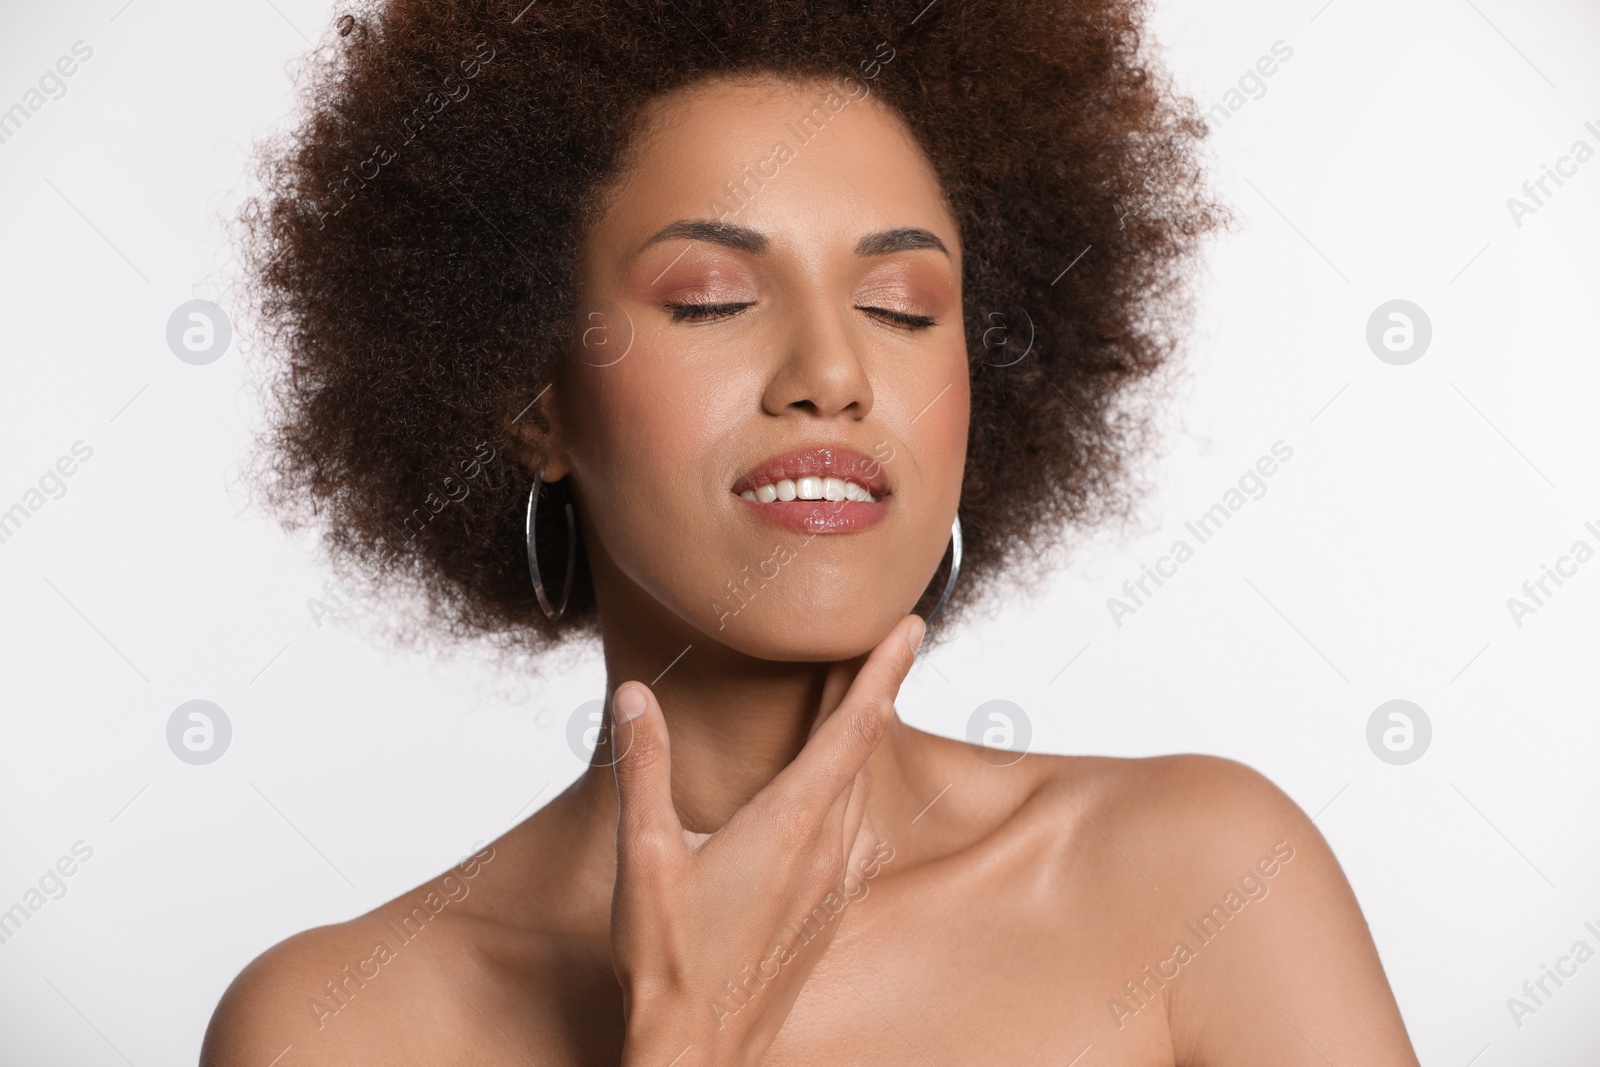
[502,384,571,482]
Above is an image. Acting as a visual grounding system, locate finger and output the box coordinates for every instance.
[770,614,924,810]
[840,764,872,858]
[820,766,856,846]
[808,652,867,742]
[846,808,882,883]
[821,763,871,856]
[609,681,685,860]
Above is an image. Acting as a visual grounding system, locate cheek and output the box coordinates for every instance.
[573,337,750,482]
[570,353,701,514]
[582,360,674,469]
[562,340,752,570]
[933,369,971,469]
[898,351,970,502]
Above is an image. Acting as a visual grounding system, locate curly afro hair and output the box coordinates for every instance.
[238,0,1225,662]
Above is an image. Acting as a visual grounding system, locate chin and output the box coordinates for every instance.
[701,589,905,663]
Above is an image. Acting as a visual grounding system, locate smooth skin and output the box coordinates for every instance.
[201,73,1420,1066]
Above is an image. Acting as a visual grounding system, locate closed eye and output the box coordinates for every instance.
[858,305,938,329]
[665,301,752,322]
[663,301,937,329]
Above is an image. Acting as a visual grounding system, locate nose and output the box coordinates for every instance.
[759,295,875,419]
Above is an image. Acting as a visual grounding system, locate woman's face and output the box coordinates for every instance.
[547,72,969,660]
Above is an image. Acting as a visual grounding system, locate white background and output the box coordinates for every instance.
[2,0,1598,1063]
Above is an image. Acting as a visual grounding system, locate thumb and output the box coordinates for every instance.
[609,681,682,851]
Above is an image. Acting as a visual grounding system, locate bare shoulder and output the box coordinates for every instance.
[199,917,392,1066]
[1037,752,1419,1065]
[962,750,1325,915]
[1038,750,1356,944]
[199,844,525,1066]
[1062,752,1313,855]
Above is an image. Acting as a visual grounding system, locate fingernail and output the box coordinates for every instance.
[614,684,647,724]
[910,616,927,652]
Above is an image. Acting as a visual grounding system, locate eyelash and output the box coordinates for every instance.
[664,301,937,330]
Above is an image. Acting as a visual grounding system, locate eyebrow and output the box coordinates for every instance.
[636,219,952,260]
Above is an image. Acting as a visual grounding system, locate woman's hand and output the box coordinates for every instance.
[608,613,925,1067]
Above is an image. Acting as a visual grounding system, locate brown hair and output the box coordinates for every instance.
[237,0,1226,660]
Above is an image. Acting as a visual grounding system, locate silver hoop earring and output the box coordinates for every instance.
[526,455,575,621]
[925,515,962,626]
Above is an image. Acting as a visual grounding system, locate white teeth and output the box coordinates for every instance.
[740,476,878,504]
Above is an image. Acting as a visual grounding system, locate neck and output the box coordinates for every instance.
[574,556,916,833]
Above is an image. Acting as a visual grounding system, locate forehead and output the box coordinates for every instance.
[589,73,959,267]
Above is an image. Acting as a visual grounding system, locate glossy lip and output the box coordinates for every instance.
[731,445,890,498]
[731,445,890,535]
[733,494,888,534]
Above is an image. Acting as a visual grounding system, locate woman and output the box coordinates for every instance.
[204,0,1421,1063]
